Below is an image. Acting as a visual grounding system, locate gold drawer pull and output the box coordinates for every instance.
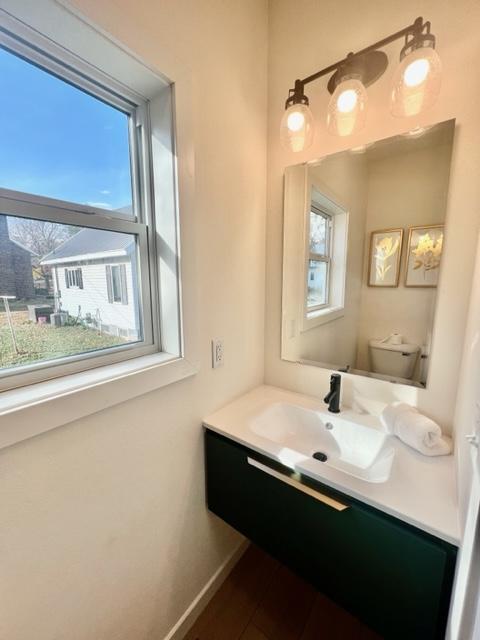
[247,457,349,512]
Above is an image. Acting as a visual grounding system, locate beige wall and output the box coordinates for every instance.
[0,2,267,639]
[355,138,453,377]
[266,0,480,433]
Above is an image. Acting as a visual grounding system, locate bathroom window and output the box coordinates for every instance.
[306,207,332,310]
[0,20,179,391]
[302,189,348,332]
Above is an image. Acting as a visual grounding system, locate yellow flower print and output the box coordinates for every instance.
[412,232,443,275]
[374,235,400,281]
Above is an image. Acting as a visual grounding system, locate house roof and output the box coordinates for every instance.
[41,227,134,265]
[0,218,35,254]
[10,238,35,255]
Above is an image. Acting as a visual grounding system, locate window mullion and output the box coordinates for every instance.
[128,108,143,223]
[0,186,135,221]
[0,192,145,235]
[136,224,154,346]
[309,252,329,263]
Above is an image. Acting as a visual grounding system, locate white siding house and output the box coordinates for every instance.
[41,228,141,340]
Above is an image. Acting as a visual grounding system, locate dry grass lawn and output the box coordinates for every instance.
[0,310,126,369]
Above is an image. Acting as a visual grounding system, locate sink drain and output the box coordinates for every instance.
[313,451,328,462]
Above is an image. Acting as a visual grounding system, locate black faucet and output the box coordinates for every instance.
[324,373,341,413]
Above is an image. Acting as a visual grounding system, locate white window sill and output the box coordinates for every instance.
[0,353,199,450]
[302,305,345,332]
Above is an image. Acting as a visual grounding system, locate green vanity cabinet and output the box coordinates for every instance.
[205,429,457,640]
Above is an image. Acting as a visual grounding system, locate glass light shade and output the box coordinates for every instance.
[390,46,442,117]
[327,78,368,137]
[280,103,314,152]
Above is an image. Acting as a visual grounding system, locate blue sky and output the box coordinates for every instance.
[0,46,132,211]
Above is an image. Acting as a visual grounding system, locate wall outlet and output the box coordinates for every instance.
[212,339,224,368]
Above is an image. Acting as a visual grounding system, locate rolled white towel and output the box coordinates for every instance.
[380,402,452,456]
[394,410,452,456]
[380,402,417,433]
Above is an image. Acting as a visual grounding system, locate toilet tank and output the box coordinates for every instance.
[369,340,420,379]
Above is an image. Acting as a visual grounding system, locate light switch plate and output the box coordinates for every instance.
[212,339,224,368]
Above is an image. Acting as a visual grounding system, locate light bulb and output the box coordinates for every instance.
[337,89,358,113]
[390,46,442,118]
[403,58,430,87]
[287,110,305,132]
[327,78,367,137]
[280,103,314,152]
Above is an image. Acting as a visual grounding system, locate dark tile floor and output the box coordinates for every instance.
[184,545,382,640]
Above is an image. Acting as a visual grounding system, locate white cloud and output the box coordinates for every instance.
[86,201,111,209]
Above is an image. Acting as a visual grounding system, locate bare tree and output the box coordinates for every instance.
[8,218,78,294]
[8,218,76,258]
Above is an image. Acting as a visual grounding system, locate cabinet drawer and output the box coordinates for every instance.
[205,429,457,640]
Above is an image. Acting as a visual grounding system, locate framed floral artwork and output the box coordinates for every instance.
[368,228,403,287]
[405,224,444,287]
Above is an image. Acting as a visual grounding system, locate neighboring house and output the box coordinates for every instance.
[0,216,34,299]
[307,261,327,305]
[41,228,140,339]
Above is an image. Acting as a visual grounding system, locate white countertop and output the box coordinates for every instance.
[203,385,460,546]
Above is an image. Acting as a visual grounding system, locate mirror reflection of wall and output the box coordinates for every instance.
[282,119,455,388]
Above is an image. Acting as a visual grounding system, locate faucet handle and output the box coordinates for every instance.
[325,373,341,413]
[331,372,341,381]
[466,433,479,448]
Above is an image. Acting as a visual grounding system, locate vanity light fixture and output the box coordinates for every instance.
[280,80,315,152]
[280,17,441,152]
[390,23,441,117]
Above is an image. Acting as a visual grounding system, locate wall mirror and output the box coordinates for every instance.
[281,119,455,388]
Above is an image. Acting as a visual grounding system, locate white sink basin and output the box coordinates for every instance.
[250,402,395,483]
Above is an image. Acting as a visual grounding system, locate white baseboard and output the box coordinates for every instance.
[163,539,250,640]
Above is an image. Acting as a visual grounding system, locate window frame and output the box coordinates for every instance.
[305,205,333,313]
[111,266,122,303]
[106,264,128,305]
[65,268,83,290]
[0,23,164,391]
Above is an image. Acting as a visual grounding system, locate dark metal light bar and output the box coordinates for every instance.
[286,16,431,103]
